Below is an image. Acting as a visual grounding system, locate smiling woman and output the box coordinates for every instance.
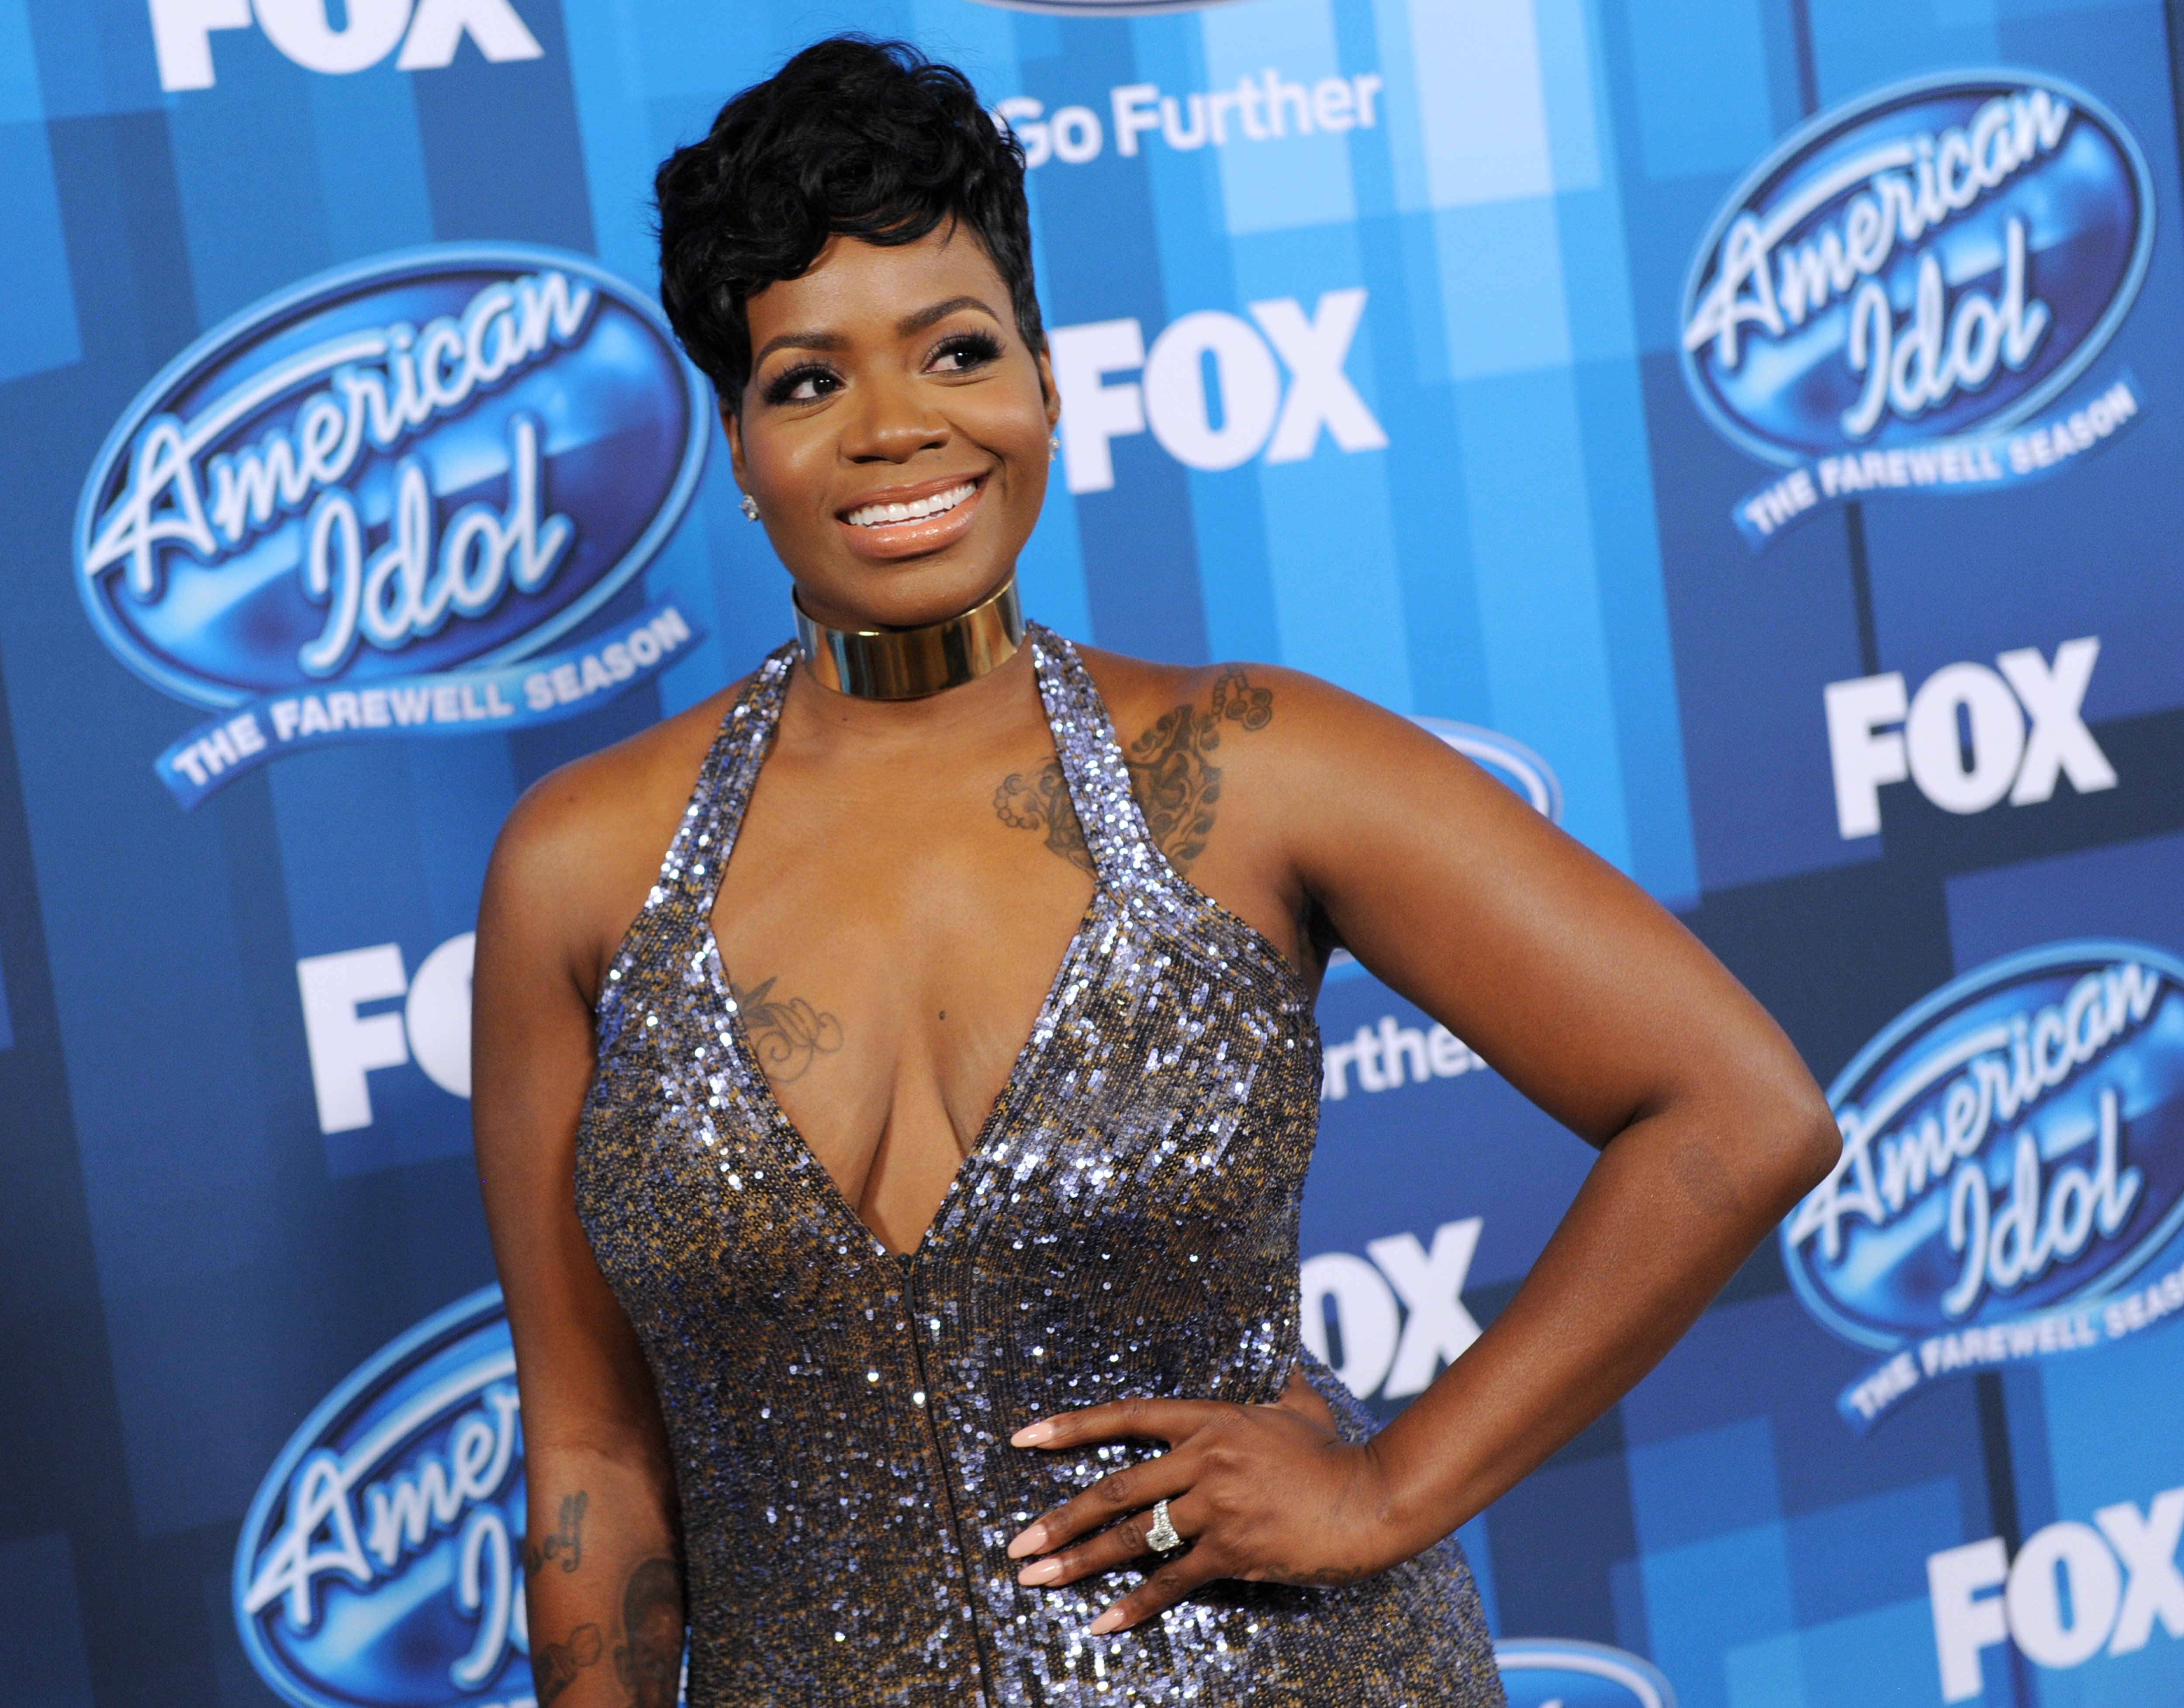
[727,242,1051,604]
[468,33,1840,1708]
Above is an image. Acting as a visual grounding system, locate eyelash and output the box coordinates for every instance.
[759,332,1004,407]
[930,331,1002,372]
[762,363,839,407]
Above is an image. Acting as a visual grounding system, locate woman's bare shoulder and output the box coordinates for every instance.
[1070,643,1482,883]
[1071,643,1408,764]
[481,675,752,981]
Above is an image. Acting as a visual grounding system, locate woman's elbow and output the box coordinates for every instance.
[1767,1077,1843,1203]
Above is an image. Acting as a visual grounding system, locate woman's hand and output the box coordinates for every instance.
[1006,1370,1408,1635]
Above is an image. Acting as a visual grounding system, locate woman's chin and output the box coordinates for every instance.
[800,555,1013,633]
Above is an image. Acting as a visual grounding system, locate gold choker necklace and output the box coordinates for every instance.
[793,577,1025,700]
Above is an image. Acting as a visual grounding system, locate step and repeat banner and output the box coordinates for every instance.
[3,0,2181,1704]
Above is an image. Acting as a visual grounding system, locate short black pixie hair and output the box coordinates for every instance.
[655,35,1042,411]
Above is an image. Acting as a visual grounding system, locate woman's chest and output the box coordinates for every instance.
[707,778,1097,1251]
[584,869,1323,1269]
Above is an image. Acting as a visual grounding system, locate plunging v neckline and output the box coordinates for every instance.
[697,639,1107,1262]
[698,899,1098,1261]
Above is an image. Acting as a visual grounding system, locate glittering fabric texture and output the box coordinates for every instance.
[575,626,1505,1706]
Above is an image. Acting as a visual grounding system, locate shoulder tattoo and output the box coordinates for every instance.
[993,762,1095,875]
[731,976,844,1082]
[993,664,1274,875]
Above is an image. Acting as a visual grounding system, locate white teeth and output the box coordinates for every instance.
[846,481,976,528]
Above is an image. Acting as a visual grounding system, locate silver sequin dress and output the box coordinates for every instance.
[574,626,1505,1705]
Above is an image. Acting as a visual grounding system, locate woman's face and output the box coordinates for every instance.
[726,225,1059,632]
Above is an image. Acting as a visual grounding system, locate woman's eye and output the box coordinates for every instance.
[930,334,1001,374]
[767,366,839,405]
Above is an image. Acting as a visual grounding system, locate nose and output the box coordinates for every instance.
[842,371,950,464]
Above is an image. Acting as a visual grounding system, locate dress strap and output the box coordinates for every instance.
[603,643,796,999]
[1027,623,1161,890]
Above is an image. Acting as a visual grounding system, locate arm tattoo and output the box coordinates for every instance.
[994,665,1275,874]
[732,977,844,1082]
[523,1490,587,1578]
[615,1556,686,1708]
[532,1622,602,1707]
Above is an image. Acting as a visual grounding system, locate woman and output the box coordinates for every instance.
[473,36,1838,1708]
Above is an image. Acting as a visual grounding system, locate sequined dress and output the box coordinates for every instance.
[575,626,1504,1706]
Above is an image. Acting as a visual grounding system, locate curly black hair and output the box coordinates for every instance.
[655,36,1043,411]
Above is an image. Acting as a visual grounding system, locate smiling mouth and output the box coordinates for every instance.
[843,480,980,529]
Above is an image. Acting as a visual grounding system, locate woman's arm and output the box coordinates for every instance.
[473,781,686,1707]
[1007,671,1841,1630]
[1286,679,1843,1547]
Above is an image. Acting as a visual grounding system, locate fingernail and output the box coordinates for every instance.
[1088,1609,1123,1636]
[1012,1421,1054,1446]
[1007,1525,1046,1559]
[1017,1559,1063,1586]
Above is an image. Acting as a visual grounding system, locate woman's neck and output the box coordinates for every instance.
[792,575,1023,703]
[779,619,1043,751]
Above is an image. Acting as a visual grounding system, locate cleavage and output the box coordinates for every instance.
[710,757,1094,1254]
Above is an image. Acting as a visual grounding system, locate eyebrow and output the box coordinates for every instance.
[750,296,1003,370]
[895,295,1002,337]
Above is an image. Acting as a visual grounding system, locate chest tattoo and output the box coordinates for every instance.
[731,976,845,1082]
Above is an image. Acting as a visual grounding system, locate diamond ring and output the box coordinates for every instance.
[1146,1497,1184,1553]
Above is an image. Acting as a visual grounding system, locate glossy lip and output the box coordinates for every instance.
[834,470,989,561]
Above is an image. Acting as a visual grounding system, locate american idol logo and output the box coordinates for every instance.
[1783,943,2184,1431]
[235,1287,529,1708]
[1681,72,2154,548]
[1496,1640,1676,1708]
[76,244,708,806]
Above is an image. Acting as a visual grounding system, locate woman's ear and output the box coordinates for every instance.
[722,399,748,488]
[1037,344,1060,429]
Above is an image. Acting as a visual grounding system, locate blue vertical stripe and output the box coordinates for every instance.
[0,0,82,384]
[305,62,432,262]
[0,120,82,383]
[165,37,333,325]
[1457,366,1634,874]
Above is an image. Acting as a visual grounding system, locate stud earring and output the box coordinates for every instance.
[1048,434,1060,463]
[739,493,760,521]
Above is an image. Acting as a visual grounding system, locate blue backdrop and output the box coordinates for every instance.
[4,1,2183,1705]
